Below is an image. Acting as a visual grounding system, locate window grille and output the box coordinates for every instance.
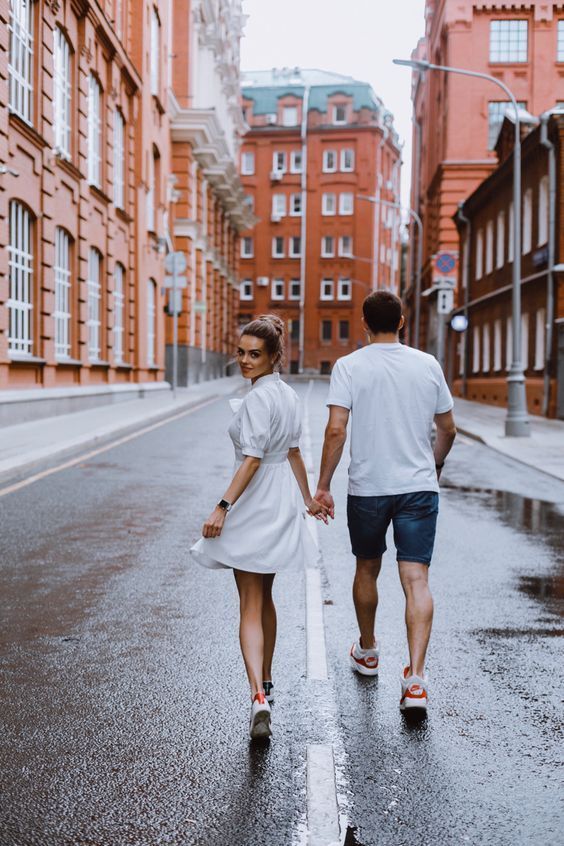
[8,0,34,123]
[114,110,125,208]
[7,201,34,355]
[88,75,102,186]
[87,248,102,361]
[113,263,125,364]
[54,228,71,359]
[489,20,528,63]
[53,28,71,157]
[147,279,156,366]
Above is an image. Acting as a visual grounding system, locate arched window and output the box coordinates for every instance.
[54,227,72,359]
[53,27,72,158]
[8,0,34,123]
[87,74,102,186]
[7,200,34,355]
[87,248,102,361]
[113,109,125,208]
[147,279,156,367]
[113,263,125,364]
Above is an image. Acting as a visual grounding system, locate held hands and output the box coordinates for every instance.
[306,497,329,524]
[202,506,226,539]
[312,488,335,521]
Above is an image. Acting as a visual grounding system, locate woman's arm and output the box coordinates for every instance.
[287,448,328,523]
[202,456,261,538]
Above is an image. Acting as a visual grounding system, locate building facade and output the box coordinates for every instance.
[452,111,564,419]
[238,69,401,374]
[408,0,564,356]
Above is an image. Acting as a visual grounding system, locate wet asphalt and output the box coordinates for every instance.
[0,380,563,846]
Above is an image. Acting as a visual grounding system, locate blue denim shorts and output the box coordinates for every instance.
[347,492,439,566]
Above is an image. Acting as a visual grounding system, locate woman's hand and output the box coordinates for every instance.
[203,506,227,538]
[306,497,329,524]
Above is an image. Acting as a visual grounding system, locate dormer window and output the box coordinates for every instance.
[333,104,347,125]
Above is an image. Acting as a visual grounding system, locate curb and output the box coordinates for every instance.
[456,425,564,484]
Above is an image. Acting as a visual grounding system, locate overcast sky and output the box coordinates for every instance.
[240,0,427,207]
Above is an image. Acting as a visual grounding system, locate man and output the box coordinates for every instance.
[314,291,456,712]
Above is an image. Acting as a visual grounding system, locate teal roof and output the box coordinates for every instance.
[242,82,380,116]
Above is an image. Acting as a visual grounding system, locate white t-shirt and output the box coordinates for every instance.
[326,343,454,496]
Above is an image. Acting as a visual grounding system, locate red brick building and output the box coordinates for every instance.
[407,0,564,357]
[452,110,564,419]
[238,69,401,374]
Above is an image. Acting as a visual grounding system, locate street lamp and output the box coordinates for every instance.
[393,57,529,437]
[357,194,423,349]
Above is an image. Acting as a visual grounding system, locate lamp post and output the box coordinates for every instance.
[393,57,529,437]
[357,194,423,349]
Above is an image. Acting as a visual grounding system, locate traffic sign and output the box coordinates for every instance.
[434,276,456,288]
[437,288,454,314]
[433,251,458,276]
[165,251,187,274]
[167,289,182,315]
[164,276,187,288]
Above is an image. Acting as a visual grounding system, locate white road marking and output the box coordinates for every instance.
[306,745,341,846]
[0,398,217,499]
[306,568,328,681]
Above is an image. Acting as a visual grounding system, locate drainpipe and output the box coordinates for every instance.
[457,201,471,398]
[540,112,556,417]
[298,83,310,373]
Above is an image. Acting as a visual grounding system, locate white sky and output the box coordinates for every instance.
[240,0,427,208]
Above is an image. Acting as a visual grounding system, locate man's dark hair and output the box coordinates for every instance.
[362,291,403,335]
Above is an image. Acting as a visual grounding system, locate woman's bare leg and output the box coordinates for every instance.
[261,574,277,682]
[234,569,265,697]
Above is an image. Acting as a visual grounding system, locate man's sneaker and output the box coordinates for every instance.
[263,681,274,703]
[400,666,428,711]
[349,641,379,676]
[249,692,272,739]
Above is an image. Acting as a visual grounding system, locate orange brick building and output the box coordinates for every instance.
[407,0,564,356]
[238,69,401,374]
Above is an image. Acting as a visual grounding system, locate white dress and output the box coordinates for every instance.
[190,373,316,574]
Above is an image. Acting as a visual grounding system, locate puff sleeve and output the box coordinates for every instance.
[239,390,271,458]
[290,394,302,448]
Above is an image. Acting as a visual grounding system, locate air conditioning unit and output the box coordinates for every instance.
[266,114,277,125]
[256,276,269,287]
[271,213,282,223]
[270,170,283,181]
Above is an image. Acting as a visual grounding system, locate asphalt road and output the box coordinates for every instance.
[0,380,562,846]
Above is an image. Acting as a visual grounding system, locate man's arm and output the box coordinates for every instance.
[314,405,350,518]
[433,410,457,480]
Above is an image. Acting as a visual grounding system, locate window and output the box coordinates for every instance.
[333,104,347,125]
[339,236,353,257]
[113,262,125,365]
[559,21,564,62]
[494,319,502,371]
[475,229,484,279]
[150,7,160,96]
[506,316,513,370]
[323,150,337,172]
[320,278,334,300]
[282,106,298,126]
[241,236,254,258]
[8,0,34,123]
[339,193,354,215]
[489,20,528,63]
[272,236,285,258]
[87,248,102,361]
[146,149,157,232]
[290,150,302,173]
[271,278,284,301]
[289,236,301,257]
[485,221,494,274]
[321,320,333,342]
[290,193,302,216]
[482,324,491,372]
[289,279,301,300]
[273,151,287,174]
[290,318,300,342]
[487,101,526,149]
[322,193,336,215]
[338,278,351,300]
[272,194,286,218]
[240,279,253,300]
[534,309,545,370]
[147,279,156,367]
[321,236,335,257]
[243,194,254,213]
[7,201,34,355]
[114,0,124,39]
[458,333,466,376]
[54,228,71,360]
[113,110,125,208]
[538,176,549,246]
[241,151,255,175]
[496,211,505,268]
[53,28,71,158]
[340,149,354,172]
[472,326,480,373]
[521,313,529,370]
[339,320,350,342]
[87,75,102,187]
[522,189,532,254]
[508,202,514,261]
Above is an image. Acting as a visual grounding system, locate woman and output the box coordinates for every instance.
[190,315,327,740]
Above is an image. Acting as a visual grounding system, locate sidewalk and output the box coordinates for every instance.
[454,397,564,482]
[0,376,245,487]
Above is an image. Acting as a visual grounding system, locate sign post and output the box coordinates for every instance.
[164,251,187,399]
[432,252,458,372]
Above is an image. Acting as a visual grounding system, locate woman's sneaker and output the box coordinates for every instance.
[400,666,428,711]
[263,681,274,703]
[249,692,272,739]
[349,641,379,676]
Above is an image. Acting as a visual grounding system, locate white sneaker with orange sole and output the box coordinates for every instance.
[249,692,272,739]
[400,666,428,711]
[349,641,379,676]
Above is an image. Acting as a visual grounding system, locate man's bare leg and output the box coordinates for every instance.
[398,560,433,677]
[353,557,382,649]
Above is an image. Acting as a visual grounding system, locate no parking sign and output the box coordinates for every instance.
[433,251,458,286]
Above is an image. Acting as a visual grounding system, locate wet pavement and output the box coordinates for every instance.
[0,380,563,845]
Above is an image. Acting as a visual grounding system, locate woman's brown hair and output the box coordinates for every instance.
[241,314,285,369]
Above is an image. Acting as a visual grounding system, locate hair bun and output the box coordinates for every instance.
[258,313,284,337]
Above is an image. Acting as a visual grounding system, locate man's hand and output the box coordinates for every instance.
[305,497,329,524]
[314,488,335,520]
[203,506,227,538]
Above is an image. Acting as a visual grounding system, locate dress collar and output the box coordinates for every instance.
[250,372,280,390]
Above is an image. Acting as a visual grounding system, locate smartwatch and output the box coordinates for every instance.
[217,499,232,512]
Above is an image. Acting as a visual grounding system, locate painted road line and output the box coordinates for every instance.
[0,398,217,499]
[307,745,341,846]
[306,567,328,681]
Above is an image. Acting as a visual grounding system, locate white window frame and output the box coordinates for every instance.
[272,194,286,218]
[113,109,125,209]
[521,313,529,370]
[538,176,549,246]
[290,193,302,216]
[339,193,354,216]
[53,27,71,159]
[240,279,253,301]
[322,193,336,216]
[87,74,102,187]
[333,104,347,125]
[489,19,528,63]
[150,7,160,96]
[558,20,564,62]
[322,150,337,172]
[475,229,484,279]
[54,227,71,360]
[271,278,284,301]
[338,235,353,257]
[496,211,505,269]
[87,247,102,362]
[272,236,285,258]
[273,151,287,174]
[113,262,125,365]
[7,201,34,356]
[472,326,480,373]
[522,188,532,254]
[289,236,301,258]
[289,279,301,301]
[241,151,255,175]
[282,106,298,127]
[534,309,545,370]
[506,317,513,370]
[482,323,491,373]
[338,278,352,301]
[147,279,156,367]
[290,150,302,173]
[340,149,354,172]
[493,318,502,371]
[321,236,335,258]
[146,152,155,232]
[485,220,494,275]
[241,236,254,258]
[508,202,514,261]
[320,278,334,301]
[8,0,34,124]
